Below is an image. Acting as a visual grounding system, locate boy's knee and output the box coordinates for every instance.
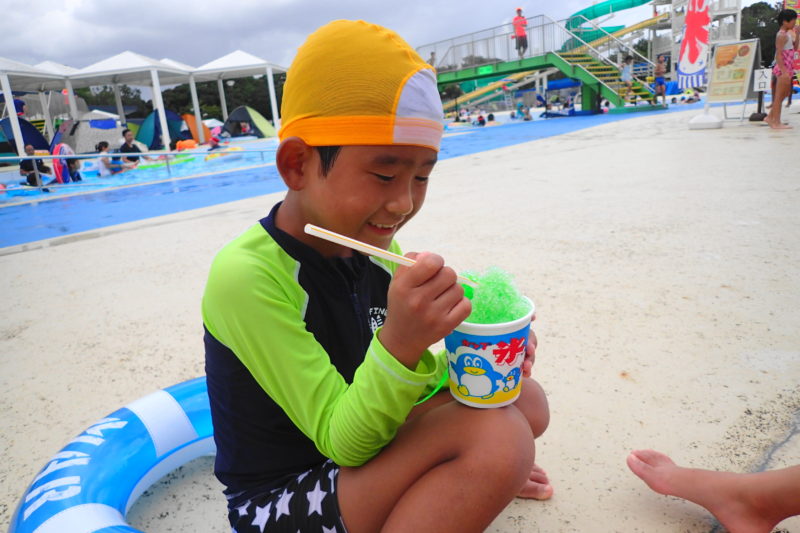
[517,378,550,438]
[460,406,534,477]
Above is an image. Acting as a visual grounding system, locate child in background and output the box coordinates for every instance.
[95,141,131,176]
[203,19,551,533]
[628,449,800,532]
[653,55,667,106]
[765,9,798,129]
[621,56,634,102]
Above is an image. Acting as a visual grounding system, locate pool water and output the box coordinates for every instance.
[0,140,278,205]
[1,104,700,249]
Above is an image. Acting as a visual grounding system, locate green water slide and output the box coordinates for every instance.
[567,0,653,43]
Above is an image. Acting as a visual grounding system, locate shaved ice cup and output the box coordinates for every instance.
[445,297,535,408]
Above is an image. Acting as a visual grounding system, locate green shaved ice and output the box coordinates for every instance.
[463,284,474,300]
[462,267,530,324]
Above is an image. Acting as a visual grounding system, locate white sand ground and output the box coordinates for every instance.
[2,104,799,532]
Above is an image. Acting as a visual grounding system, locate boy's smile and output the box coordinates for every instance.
[278,142,438,257]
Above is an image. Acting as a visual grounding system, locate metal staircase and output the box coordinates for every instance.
[557,52,654,103]
[419,13,664,110]
[562,14,658,103]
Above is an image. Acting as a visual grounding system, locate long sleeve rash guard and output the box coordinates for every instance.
[203,202,446,505]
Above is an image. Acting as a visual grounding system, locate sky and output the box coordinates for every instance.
[6,0,762,79]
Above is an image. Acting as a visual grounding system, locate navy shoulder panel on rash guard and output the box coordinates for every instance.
[203,202,394,501]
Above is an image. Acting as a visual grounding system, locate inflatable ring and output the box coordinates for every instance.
[204,146,244,162]
[52,143,75,184]
[136,154,196,171]
[9,377,214,533]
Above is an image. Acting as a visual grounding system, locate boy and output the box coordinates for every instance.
[18,144,53,186]
[203,20,551,533]
[654,55,667,106]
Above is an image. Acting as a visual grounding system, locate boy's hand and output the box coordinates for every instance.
[379,252,471,369]
[522,320,538,378]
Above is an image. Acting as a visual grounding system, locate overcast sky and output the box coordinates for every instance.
[6,0,760,75]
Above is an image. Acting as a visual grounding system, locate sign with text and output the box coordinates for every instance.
[707,39,759,103]
[677,0,711,89]
[753,69,771,92]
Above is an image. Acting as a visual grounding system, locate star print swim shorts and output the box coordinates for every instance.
[229,460,348,532]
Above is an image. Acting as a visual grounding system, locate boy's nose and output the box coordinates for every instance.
[386,184,414,216]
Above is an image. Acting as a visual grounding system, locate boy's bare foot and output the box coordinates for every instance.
[627,450,780,533]
[516,463,553,500]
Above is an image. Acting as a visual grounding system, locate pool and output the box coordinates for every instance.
[0,139,279,206]
[0,104,699,249]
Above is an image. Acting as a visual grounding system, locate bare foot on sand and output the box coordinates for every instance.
[627,449,791,533]
[764,117,792,129]
[517,463,553,500]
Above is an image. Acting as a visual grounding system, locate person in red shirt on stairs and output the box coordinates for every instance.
[512,7,528,60]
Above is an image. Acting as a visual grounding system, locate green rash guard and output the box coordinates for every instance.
[203,202,447,505]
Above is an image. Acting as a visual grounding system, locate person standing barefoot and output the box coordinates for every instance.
[627,449,800,533]
[765,9,798,129]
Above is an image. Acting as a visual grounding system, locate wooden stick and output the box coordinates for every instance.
[304,224,478,288]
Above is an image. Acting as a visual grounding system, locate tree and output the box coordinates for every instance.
[161,73,285,123]
[440,83,464,101]
[633,38,650,59]
[741,1,782,65]
[75,85,150,117]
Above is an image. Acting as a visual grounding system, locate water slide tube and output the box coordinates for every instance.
[567,0,653,42]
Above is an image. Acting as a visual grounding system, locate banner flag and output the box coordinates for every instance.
[677,0,711,89]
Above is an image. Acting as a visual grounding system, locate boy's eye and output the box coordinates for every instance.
[373,173,393,182]
[415,176,429,183]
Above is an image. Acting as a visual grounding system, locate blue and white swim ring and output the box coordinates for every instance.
[9,377,215,533]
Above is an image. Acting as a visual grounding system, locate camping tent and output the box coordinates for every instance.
[222,106,276,138]
[136,109,183,149]
[0,116,50,152]
[181,113,212,143]
[53,110,125,154]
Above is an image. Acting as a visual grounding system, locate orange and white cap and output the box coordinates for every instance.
[278,20,444,152]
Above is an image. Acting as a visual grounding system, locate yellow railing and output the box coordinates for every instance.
[574,13,669,54]
[442,70,535,111]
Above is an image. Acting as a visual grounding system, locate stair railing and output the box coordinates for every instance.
[540,15,625,97]
[416,15,557,73]
[568,14,656,82]
[416,14,631,99]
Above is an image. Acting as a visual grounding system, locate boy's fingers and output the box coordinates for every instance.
[446,294,472,325]
[522,359,532,377]
[393,251,423,281]
[427,266,460,299]
[401,252,445,287]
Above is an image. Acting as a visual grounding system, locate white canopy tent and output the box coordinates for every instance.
[1,50,287,156]
[160,58,205,143]
[68,52,193,151]
[194,50,284,131]
[34,61,79,140]
[0,57,65,156]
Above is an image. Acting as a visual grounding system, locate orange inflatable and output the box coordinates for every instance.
[176,139,197,150]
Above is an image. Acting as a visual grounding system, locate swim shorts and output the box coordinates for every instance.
[229,460,348,532]
[516,35,528,51]
[655,76,666,86]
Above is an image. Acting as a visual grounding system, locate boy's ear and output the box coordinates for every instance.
[276,137,315,191]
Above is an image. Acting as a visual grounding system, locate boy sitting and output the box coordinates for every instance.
[203,19,551,533]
